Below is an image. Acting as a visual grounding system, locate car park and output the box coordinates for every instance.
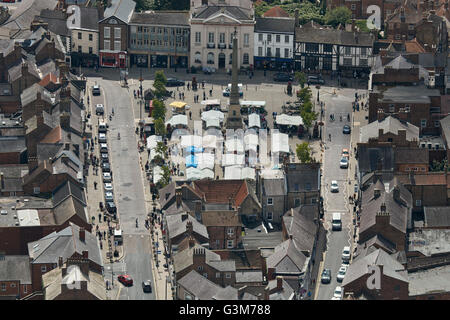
[106,201,116,214]
[342,246,351,262]
[104,183,113,192]
[98,133,107,143]
[166,78,185,87]
[333,286,343,299]
[273,73,293,82]
[343,125,351,134]
[104,191,114,202]
[142,280,152,293]
[96,104,105,115]
[307,75,325,85]
[339,157,349,169]
[330,180,339,192]
[100,143,108,153]
[332,212,342,231]
[118,274,133,286]
[337,265,348,282]
[103,172,112,182]
[92,85,101,96]
[321,268,332,284]
[102,162,111,172]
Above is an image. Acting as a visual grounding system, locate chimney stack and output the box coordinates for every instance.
[294,9,299,28]
[377,109,385,121]
[82,250,89,259]
[188,236,195,248]
[186,220,193,235]
[175,187,182,208]
[276,276,283,291]
[79,227,85,242]
[0,172,4,190]
[393,186,401,203]
[58,256,63,267]
[97,1,105,20]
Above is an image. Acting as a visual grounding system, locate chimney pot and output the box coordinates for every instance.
[58,256,63,267]
[79,227,85,242]
[276,276,283,290]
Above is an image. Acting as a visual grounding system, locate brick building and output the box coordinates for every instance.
[165,213,209,253]
[201,211,242,250]
[0,255,32,299]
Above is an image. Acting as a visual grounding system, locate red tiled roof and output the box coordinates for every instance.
[38,72,59,87]
[192,180,248,207]
[263,6,290,18]
[405,39,426,53]
[413,173,446,185]
[40,126,62,144]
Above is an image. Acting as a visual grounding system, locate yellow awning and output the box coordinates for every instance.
[169,101,187,109]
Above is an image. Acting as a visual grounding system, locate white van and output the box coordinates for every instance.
[332,212,342,231]
[98,120,107,133]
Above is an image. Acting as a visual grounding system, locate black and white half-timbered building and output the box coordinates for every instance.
[294,21,375,77]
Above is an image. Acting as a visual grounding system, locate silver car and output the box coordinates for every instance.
[104,183,113,192]
[103,172,112,182]
[330,180,339,193]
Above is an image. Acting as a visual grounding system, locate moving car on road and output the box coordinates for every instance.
[142,280,152,293]
[307,75,325,85]
[96,104,105,115]
[92,85,101,96]
[337,265,348,282]
[332,212,342,231]
[166,78,185,87]
[333,286,343,299]
[330,180,339,193]
[321,269,332,284]
[343,125,351,134]
[273,73,293,82]
[341,148,349,158]
[342,246,351,262]
[339,157,349,169]
[118,275,133,286]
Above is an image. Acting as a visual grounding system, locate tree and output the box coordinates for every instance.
[156,141,168,159]
[154,70,167,86]
[158,165,171,188]
[301,108,318,129]
[297,87,312,102]
[134,0,152,11]
[325,7,351,27]
[151,0,189,10]
[431,159,448,172]
[296,142,313,163]
[154,118,166,136]
[153,70,167,99]
[151,99,166,120]
[295,71,307,88]
[296,2,325,25]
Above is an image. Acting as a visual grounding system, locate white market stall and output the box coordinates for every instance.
[244,133,259,152]
[222,153,245,167]
[186,167,215,181]
[146,135,162,150]
[275,114,303,126]
[205,118,221,128]
[153,166,163,184]
[180,135,203,148]
[271,132,290,153]
[165,114,188,127]
[225,138,245,153]
[224,166,256,180]
[248,113,261,128]
[201,110,225,122]
[197,152,215,170]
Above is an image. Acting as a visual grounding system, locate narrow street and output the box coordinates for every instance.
[316,87,355,300]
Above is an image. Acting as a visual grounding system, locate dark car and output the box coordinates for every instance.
[92,85,101,96]
[273,73,293,82]
[343,125,351,134]
[166,78,185,87]
[102,162,111,172]
[118,274,133,286]
[106,201,116,214]
[101,153,109,163]
[321,269,332,284]
[142,280,152,293]
[307,75,325,85]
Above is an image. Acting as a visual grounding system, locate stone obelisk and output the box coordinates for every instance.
[226,30,243,129]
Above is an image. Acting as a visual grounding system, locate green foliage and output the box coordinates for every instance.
[300,108,318,129]
[151,99,166,120]
[134,0,152,11]
[156,141,168,159]
[295,71,307,88]
[355,20,370,32]
[324,6,351,27]
[296,2,325,25]
[154,70,167,86]
[158,165,171,188]
[431,159,448,172]
[153,71,167,99]
[296,142,313,163]
[297,87,312,102]
[154,117,167,136]
[254,0,324,24]
[150,0,189,10]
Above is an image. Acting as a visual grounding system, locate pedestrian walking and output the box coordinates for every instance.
[203,91,206,101]
[178,92,182,99]
[209,89,212,96]
[202,80,205,89]
[182,92,184,100]
[189,111,192,120]
[94,181,97,190]
[187,82,190,90]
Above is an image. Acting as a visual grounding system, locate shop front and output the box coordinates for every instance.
[150,55,168,68]
[169,55,188,69]
[100,51,127,68]
[254,56,293,71]
[131,54,149,68]
[71,52,98,68]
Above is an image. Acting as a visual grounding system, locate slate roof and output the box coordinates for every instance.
[235,270,263,283]
[353,235,397,261]
[357,145,395,173]
[173,244,233,274]
[79,7,99,31]
[266,238,308,274]
[262,178,286,196]
[165,213,209,240]
[178,270,238,300]
[285,163,320,193]
[102,0,136,23]
[52,180,85,207]
[52,196,88,226]
[267,278,295,300]
[130,11,189,26]
[201,211,241,227]
[2,0,58,32]
[21,83,58,107]
[28,222,102,267]
[282,205,318,254]
[395,147,429,164]
[374,85,441,104]
[193,5,252,21]
[0,255,32,284]
[359,178,412,234]
[371,55,428,78]
[359,116,420,143]
[408,264,450,296]
[255,17,295,33]
[34,8,70,37]
[295,21,375,47]
[424,207,450,228]
[0,136,26,153]
[342,249,408,287]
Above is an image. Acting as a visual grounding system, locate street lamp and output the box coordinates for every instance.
[139,69,144,122]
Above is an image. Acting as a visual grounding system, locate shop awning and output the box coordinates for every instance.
[275,114,303,126]
[146,135,162,150]
[272,132,290,153]
[248,113,261,128]
[186,167,215,181]
[240,101,266,107]
[206,118,221,128]
[169,101,187,109]
[201,99,221,105]
[201,110,225,121]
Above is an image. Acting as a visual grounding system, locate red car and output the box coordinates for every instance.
[118,274,133,286]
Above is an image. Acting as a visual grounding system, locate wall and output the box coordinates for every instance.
[71,29,99,55]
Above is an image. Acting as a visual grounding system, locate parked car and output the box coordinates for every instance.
[166,78,185,87]
[339,157,349,169]
[321,268,332,284]
[98,133,107,143]
[341,148,349,158]
[96,104,105,115]
[118,274,133,286]
[104,191,114,202]
[330,180,339,192]
[100,143,108,153]
[102,172,112,182]
[343,125,351,134]
[104,183,113,192]
[337,265,348,282]
[106,201,116,214]
[342,246,351,262]
[333,286,343,299]
[273,73,293,82]
[101,153,109,163]
[307,75,325,85]
[142,280,152,293]
[92,85,101,96]
[102,162,111,172]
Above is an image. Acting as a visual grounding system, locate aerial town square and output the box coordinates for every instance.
[0,0,449,304]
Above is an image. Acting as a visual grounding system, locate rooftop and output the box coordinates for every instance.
[408,229,450,256]
[359,116,420,144]
[374,85,441,104]
[178,270,238,300]
[255,17,294,33]
[424,207,450,228]
[0,255,32,284]
[130,11,189,26]
[408,264,450,296]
